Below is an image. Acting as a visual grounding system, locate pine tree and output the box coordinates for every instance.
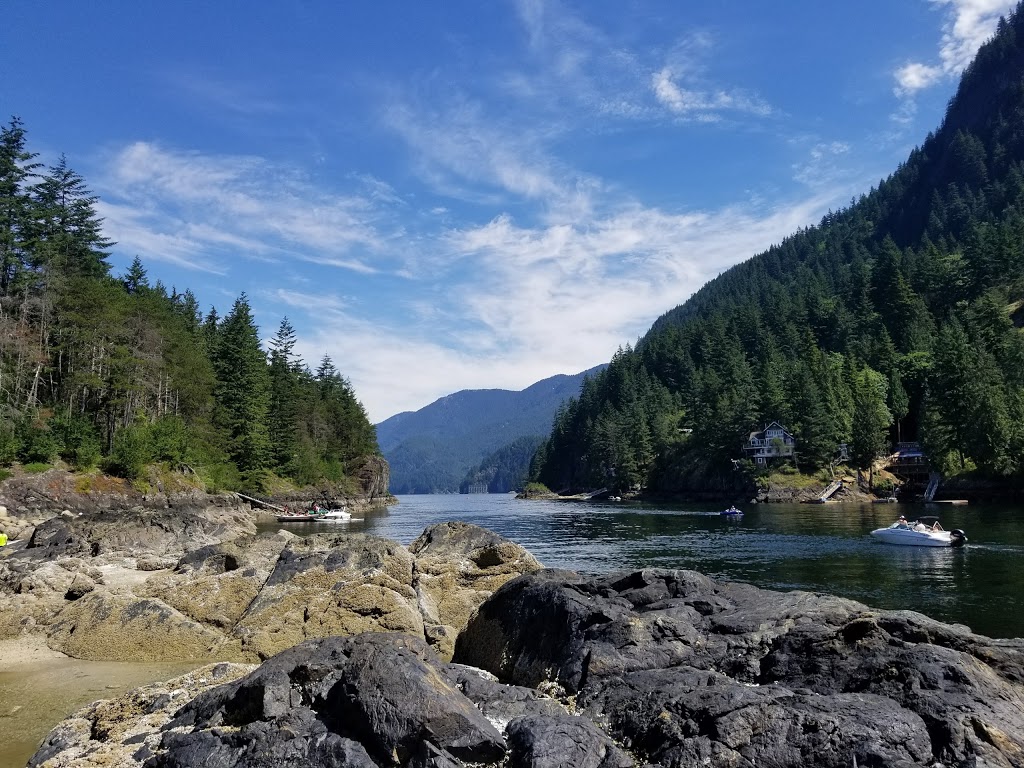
[267,317,301,472]
[0,117,40,295]
[213,294,271,474]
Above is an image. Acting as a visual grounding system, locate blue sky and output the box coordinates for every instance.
[2,1,1016,423]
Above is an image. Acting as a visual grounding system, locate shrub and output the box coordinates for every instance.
[23,462,51,473]
[48,413,101,468]
[198,462,242,493]
[522,482,552,496]
[21,428,60,464]
[873,477,896,496]
[148,416,190,464]
[107,425,152,480]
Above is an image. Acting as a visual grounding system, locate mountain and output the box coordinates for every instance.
[534,5,1024,495]
[377,366,604,493]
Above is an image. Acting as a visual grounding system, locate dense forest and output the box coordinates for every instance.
[533,6,1024,495]
[460,434,545,494]
[0,119,378,493]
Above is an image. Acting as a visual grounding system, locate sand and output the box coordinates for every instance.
[0,634,67,668]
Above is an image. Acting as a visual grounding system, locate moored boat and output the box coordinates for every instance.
[721,506,743,516]
[276,513,319,522]
[870,516,966,547]
[318,508,351,522]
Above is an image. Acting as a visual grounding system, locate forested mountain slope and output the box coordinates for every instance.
[378,366,603,494]
[0,121,378,493]
[534,5,1024,495]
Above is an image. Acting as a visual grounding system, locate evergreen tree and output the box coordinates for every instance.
[850,368,892,480]
[213,294,271,474]
[267,317,301,471]
[0,116,39,295]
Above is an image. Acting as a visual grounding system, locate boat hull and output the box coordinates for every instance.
[320,511,351,522]
[870,527,966,547]
[276,515,318,522]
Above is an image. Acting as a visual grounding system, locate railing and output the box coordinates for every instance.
[817,479,842,503]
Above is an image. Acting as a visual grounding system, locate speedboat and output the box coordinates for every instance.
[318,508,351,522]
[870,517,966,548]
[721,506,743,517]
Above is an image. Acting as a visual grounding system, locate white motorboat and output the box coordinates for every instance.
[870,516,966,548]
[318,508,351,522]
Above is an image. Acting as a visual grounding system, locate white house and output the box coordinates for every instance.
[743,421,796,465]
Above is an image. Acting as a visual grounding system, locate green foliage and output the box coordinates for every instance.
[147,416,190,465]
[522,482,553,496]
[48,412,102,469]
[196,461,242,493]
[462,434,544,493]
[106,425,151,480]
[22,462,50,473]
[873,477,896,496]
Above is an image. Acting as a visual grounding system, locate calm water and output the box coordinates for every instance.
[275,495,1024,640]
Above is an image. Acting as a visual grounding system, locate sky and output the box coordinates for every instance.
[1,0,1017,423]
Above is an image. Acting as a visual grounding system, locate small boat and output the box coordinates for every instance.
[276,513,318,522]
[870,516,966,548]
[318,508,351,522]
[872,496,898,503]
[721,506,743,516]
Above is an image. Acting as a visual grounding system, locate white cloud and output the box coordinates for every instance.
[97,142,395,274]
[652,67,772,120]
[791,141,852,187]
[324,193,832,421]
[894,0,1015,97]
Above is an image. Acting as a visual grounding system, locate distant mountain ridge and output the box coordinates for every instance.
[377,366,604,494]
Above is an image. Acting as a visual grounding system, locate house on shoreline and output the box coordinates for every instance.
[743,421,796,466]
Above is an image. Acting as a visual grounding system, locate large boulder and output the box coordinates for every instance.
[140,532,293,631]
[46,592,231,661]
[159,634,507,767]
[230,533,423,660]
[30,634,593,768]
[409,521,542,660]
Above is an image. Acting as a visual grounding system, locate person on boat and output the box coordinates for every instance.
[895,515,909,529]
[312,503,321,513]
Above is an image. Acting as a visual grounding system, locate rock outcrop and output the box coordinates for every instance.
[32,564,1024,767]
[0,518,541,663]
[456,568,1024,767]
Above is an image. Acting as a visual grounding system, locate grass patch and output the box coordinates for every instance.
[522,482,553,497]
[0,468,11,484]
[23,462,51,474]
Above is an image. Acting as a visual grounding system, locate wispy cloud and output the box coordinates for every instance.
[97,142,395,274]
[652,67,772,121]
[894,0,1016,97]
[791,141,852,187]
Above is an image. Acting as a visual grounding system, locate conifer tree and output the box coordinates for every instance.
[213,294,271,474]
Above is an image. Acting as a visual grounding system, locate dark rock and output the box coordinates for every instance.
[164,633,506,767]
[457,567,1024,766]
[505,714,633,768]
[448,664,569,730]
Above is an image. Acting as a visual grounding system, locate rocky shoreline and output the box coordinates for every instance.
[3,485,1024,767]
